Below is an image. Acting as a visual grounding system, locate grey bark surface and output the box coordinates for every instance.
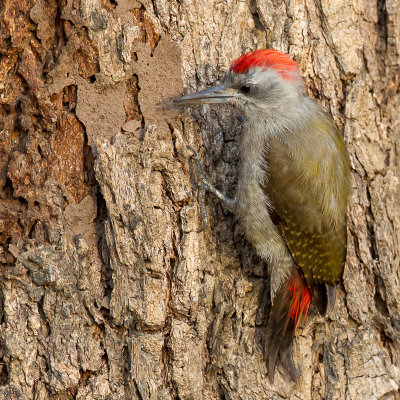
[0,0,399,399]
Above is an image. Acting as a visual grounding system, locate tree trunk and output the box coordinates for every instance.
[0,0,399,399]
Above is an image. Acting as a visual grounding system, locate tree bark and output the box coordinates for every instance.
[0,0,399,399]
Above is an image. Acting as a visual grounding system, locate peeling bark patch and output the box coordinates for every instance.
[0,10,91,261]
[72,34,100,81]
[0,0,36,49]
[131,6,161,51]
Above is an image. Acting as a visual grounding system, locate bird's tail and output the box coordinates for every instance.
[266,271,312,383]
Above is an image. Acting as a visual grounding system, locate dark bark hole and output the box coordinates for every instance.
[94,191,107,224]
[18,196,28,206]
[0,361,8,386]
[28,221,38,239]
[374,277,390,318]
[62,196,69,209]
[89,75,96,83]
[3,179,13,198]
[83,130,96,185]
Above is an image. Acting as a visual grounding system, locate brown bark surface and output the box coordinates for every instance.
[0,0,399,399]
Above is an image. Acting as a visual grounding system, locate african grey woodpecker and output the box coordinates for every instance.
[176,49,351,382]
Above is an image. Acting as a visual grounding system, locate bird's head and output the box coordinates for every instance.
[176,49,304,116]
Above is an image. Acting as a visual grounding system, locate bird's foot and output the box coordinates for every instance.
[187,146,236,230]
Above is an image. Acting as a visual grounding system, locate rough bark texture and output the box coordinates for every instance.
[0,0,399,399]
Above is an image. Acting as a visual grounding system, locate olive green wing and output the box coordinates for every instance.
[263,116,350,287]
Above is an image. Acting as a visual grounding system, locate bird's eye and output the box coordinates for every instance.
[240,85,251,94]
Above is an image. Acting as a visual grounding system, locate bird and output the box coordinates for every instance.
[175,49,351,382]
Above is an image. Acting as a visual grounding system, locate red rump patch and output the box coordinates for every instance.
[229,49,300,80]
[286,274,311,329]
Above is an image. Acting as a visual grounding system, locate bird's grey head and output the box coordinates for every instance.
[176,49,304,117]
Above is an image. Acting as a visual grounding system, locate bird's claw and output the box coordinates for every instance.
[187,146,208,186]
[187,145,236,230]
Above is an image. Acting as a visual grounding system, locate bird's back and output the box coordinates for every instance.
[263,109,351,298]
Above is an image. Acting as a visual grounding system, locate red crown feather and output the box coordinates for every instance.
[229,49,300,80]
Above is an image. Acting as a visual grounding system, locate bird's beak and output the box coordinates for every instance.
[175,84,233,105]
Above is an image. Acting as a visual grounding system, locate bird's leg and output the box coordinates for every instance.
[187,146,236,228]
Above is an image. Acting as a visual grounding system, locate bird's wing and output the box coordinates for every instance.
[263,116,350,288]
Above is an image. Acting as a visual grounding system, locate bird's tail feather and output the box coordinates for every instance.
[266,271,311,383]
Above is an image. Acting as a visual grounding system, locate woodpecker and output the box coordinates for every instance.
[176,49,351,382]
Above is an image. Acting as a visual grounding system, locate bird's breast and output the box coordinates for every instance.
[236,125,288,263]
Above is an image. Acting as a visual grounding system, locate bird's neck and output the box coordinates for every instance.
[245,95,317,137]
